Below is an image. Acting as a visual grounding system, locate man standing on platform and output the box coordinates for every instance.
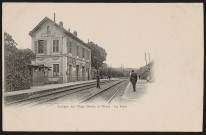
[108,74,111,80]
[130,70,137,92]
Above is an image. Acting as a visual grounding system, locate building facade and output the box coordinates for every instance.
[29,17,92,83]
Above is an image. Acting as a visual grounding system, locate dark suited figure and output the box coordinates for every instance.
[130,70,137,92]
[108,75,111,80]
[96,71,100,88]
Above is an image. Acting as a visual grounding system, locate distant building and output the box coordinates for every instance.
[29,17,92,83]
[138,61,154,80]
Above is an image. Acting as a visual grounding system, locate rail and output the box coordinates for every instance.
[80,80,126,103]
[5,80,114,106]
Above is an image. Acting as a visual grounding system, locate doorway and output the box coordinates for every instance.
[67,64,72,82]
[87,68,90,80]
[69,65,72,81]
[76,65,79,81]
[82,66,85,81]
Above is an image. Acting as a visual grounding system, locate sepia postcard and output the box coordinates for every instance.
[2,3,203,132]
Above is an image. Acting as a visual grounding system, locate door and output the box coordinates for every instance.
[88,68,90,80]
[76,65,79,81]
[69,65,72,82]
[82,66,85,81]
[67,64,69,82]
[67,64,72,82]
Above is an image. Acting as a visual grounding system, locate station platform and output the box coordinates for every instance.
[4,79,116,97]
[122,80,149,100]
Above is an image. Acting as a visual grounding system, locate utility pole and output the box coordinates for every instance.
[54,13,56,22]
[146,52,152,82]
[123,65,125,76]
[145,52,147,66]
[148,52,150,63]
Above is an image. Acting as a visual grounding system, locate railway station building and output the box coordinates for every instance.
[29,16,92,83]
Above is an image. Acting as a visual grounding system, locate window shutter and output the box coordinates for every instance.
[86,50,88,59]
[70,42,72,53]
[67,40,69,53]
[59,39,62,53]
[44,40,47,54]
[85,50,87,59]
[57,40,59,52]
[77,45,79,56]
[34,41,38,53]
[88,51,90,60]
[72,42,75,56]
[83,48,85,58]
[53,40,55,52]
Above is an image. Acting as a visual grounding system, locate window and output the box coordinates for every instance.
[69,44,72,53]
[86,50,88,60]
[82,48,85,58]
[84,50,87,59]
[67,40,72,53]
[53,40,59,52]
[86,50,88,59]
[53,64,59,76]
[38,40,44,53]
[47,26,49,31]
[77,45,79,56]
[87,51,90,60]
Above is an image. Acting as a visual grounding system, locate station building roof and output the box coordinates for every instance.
[29,16,91,51]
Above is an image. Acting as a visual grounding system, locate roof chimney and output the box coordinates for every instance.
[54,13,56,22]
[68,29,70,32]
[59,21,63,27]
[73,31,77,36]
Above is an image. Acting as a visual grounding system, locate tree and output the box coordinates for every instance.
[87,41,107,70]
[4,32,36,91]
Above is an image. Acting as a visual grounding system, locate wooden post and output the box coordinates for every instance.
[148,52,150,63]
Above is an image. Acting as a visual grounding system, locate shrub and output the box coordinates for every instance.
[4,32,36,92]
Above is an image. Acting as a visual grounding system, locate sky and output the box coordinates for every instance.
[2,3,202,68]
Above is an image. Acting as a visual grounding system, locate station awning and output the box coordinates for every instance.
[27,64,52,69]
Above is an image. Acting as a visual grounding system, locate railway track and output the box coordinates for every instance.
[80,80,128,104]
[5,80,115,107]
